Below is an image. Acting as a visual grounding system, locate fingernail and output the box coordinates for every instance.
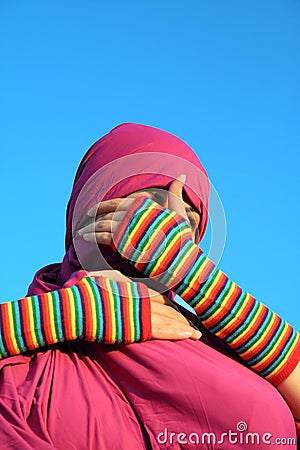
[82,233,94,242]
[177,174,186,184]
[194,330,202,339]
[182,331,193,337]
[87,204,98,217]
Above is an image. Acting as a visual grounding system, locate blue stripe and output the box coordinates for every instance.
[32,295,45,347]
[52,291,64,341]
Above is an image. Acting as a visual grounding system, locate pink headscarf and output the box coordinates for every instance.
[28,123,210,295]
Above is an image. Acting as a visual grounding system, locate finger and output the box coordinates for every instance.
[90,270,131,283]
[168,175,189,220]
[151,314,202,340]
[78,213,125,236]
[88,197,135,217]
[82,231,112,245]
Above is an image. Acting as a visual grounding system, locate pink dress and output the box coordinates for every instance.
[0,310,296,449]
[3,123,295,449]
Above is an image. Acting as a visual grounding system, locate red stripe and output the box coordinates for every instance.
[60,289,72,340]
[101,279,112,342]
[79,281,93,340]
[39,293,54,345]
[20,298,37,349]
[1,303,16,354]
[119,283,130,342]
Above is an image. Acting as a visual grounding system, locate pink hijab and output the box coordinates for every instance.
[28,123,210,295]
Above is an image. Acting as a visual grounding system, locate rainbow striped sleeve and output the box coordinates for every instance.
[0,276,151,359]
[112,197,300,386]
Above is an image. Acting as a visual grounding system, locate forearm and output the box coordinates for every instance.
[0,276,151,359]
[112,197,300,386]
[176,250,300,385]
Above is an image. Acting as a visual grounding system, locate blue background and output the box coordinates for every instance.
[1,0,299,328]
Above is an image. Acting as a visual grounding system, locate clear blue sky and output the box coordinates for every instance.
[1,0,299,329]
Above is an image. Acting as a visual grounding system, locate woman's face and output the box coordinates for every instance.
[127,187,201,243]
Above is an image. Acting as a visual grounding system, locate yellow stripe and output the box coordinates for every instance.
[264,333,300,381]
[127,287,134,341]
[107,279,116,342]
[82,278,97,339]
[26,297,39,348]
[6,303,19,354]
[45,294,57,343]
[67,288,77,339]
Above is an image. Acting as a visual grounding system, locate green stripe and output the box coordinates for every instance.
[49,292,59,342]
[32,295,45,347]
[11,301,25,353]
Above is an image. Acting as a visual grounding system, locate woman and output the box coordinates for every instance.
[0,123,299,449]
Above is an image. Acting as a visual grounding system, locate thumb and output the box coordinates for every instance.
[168,174,188,220]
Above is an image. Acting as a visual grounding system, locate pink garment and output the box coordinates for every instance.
[0,123,297,449]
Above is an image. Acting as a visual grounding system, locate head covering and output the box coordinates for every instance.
[28,123,210,295]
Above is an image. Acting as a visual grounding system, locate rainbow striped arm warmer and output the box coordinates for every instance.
[112,197,300,385]
[0,276,151,359]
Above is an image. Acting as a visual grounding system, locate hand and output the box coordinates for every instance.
[78,175,192,245]
[88,270,202,341]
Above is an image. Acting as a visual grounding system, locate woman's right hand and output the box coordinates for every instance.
[88,270,202,341]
